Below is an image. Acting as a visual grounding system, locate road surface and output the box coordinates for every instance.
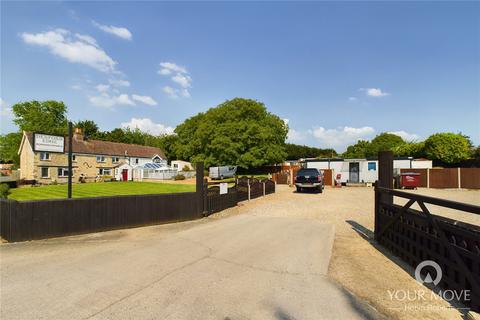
[1,212,381,319]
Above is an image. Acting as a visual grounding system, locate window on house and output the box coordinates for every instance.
[112,157,120,163]
[368,162,377,171]
[135,158,139,164]
[40,152,50,161]
[98,168,112,176]
[96,155,105,163]
[173,164,178,168]
[41,167,49,178]
[153,156,161,163]
[57,167,69,177]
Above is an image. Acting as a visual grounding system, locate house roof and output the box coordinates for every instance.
[23,132,166,159]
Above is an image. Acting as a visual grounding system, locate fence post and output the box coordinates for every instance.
[263,181,265,196]
[458,168,461,189]
[196,162,204,215]
[378,151,393,205]
[374,185,380,241]
[427,168,430,188]
[247,179,251,201]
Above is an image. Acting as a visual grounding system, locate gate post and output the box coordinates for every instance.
[263,181,265,196]
[247,179,251,201]
[378,151,393,204]
[196,162,204,215]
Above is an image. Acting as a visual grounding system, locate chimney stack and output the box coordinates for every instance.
[73,128,84,141]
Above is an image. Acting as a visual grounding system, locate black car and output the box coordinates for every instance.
[295,168,324,193]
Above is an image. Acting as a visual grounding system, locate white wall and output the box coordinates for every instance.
[412,160,432,169]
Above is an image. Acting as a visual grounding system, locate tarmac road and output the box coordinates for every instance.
[1,213,382,319]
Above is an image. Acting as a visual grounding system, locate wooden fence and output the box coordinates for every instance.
[400,168,480,189]
[0,193,200,242]
[376,152,480,312]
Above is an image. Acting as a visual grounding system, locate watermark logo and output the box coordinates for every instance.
[414,260,442,286]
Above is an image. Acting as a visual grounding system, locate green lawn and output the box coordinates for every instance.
[8,182,196,201]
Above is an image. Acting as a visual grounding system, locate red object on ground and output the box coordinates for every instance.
[400,172,421,189]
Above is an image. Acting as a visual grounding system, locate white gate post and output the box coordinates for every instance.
[263,181,265,196]
[247,179,251,201]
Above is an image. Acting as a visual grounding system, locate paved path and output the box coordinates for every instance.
[1,213,380,319]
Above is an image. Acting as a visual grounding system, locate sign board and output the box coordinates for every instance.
[219,183,228,195]
[33,133,65,153]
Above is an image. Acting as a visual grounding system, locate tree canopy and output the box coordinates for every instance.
[285,143,337,160]
[12,100,68,135]
[174,98,288,168]
[423,133,472,164]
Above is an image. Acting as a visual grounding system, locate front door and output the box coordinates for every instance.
[122,169,128,181]
[349,162,359,183]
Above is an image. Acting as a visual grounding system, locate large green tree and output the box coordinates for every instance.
[174,98,288,168]
[367,133,405,157]
[423,133,472,164]
[0,132,22,164]
[12,100,68,135]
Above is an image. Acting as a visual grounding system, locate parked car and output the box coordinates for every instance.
[209,166,237,180]
[295,168,324,193]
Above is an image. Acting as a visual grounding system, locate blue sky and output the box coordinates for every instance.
[1,1,479,152]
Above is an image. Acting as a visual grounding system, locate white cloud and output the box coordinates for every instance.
[95,84,110,93]
[132,94,158,106]
[361,88,389,97]
[287,128,306,143]
[388,131,420,141]
[348,97,357,101]
[162,86,179,98]
[121,118,174,135]
[312,126,375,148]
[0,98,12,118]
[108,79,130,87]
[21,29,117,73]
[158,61,192,98]
[158,62,187,74]
[93,21,132,40]
[89,93,135,108]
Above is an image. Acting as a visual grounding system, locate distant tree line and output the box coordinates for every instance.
[285,143,337,160]
[342,132,479,166]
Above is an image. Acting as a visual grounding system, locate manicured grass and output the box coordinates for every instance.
[8,182,196,201]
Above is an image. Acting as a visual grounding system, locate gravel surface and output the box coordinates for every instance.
[231,185,480,320]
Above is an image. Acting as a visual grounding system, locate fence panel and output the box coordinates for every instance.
[461,168,480,189]
[249,179,263,199]
[264,179,275,195]
[375,187,480,312]
[321,169,333,186]
[205,185,238,216]
[430,168,458,188]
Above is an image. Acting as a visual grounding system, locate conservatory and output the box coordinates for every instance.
[133,163,178,181]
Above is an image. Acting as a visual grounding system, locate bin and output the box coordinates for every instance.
[400,172,421,189]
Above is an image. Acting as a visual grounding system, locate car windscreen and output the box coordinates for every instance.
[296,169,319,176]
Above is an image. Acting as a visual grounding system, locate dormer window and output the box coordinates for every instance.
[152,155,161,163]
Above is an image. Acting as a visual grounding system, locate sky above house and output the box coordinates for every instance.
[1,1,479,152]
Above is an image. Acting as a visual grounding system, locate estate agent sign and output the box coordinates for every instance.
[33,133,65,153]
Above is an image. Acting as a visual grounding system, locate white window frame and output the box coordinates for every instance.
[40,152,50,161]
[96,155,106,163]
[40,167,50,178]
[57,167,69,178]
[99,168,112,176]
[112,156,120,163]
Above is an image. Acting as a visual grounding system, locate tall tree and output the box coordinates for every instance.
[174,98,288,168]
[366,133,405,157]
[12,100,68,135]
[0,132,22,164]
[424,133,472,164]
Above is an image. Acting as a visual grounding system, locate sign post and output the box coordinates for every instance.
[67,122,73,199]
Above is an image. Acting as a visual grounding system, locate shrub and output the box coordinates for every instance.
[0,183,10,199]
[174,174,186,180]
